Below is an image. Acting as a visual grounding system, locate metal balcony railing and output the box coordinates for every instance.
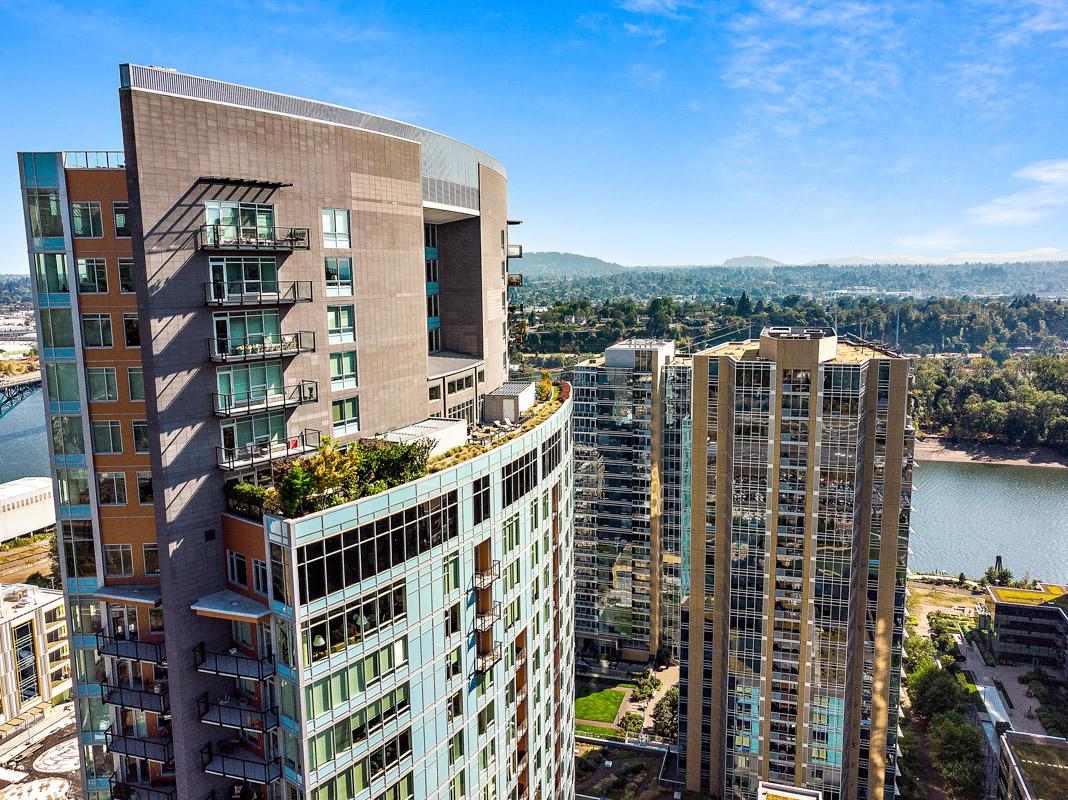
[507,244,523,258]
[205,280,313,306]
[108,777,177,800]
[208,331,315,363]
[200,743,281,784]
[475,602,502,633]
[96,634,167,665]
[474,560,501,591]
[102,683,169,714]
[212,380,318,417]
[197,693,279,733]
[475,643,502,673]
[216,429,320,471]
[197,224,310,251]
[193,643,276,680]
[104,727,174,764]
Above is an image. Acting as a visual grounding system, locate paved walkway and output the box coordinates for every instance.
[635,665,678,732]
[960,637,1046,735]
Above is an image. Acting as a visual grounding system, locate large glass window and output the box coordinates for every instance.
[56,468,90,506]
[90,420,122,454]
[97,472,127,505]
[212,310,281,357]
[86,367,118,401]
[113,202,130,237]
[25,189,63,237]
[13,621,39,701]
[45,363,79,403]
[327,305,355,344]
[51,416,85,456]
[34,254,69,294]
[322,208,350,248]
[60,521,96,578]
[208,256,279,298]
[216,362,283,408]
[325,257,353,295]
[40,309,75,350]
[71,202,103,237]
[81,314,112,348]
[332,397,360,436]
[103,544,134,577]
[220,411,286,453]
[204,201,275,245]
[329,351,358,389]
[77,259,108,293]
[227,550,247,586]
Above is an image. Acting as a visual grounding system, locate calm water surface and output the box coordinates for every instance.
[0,392,1063,582]
[911,459,1068,583]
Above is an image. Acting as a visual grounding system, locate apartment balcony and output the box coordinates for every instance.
[205,280,313,307]
[475,643,503,674]
[507,244,523,259]
[196,224,310,252]
[104,727,174,764]
[108,777,177,800]
[200,743,281,784]
[216,429,321,471]
[208,331,315,363]
[193,643,275,680]
[212,380,318,417]
[197,693,278,733]
[102,683,169,714]
[475,602,502,633]
[507,273,524,287]
[96,634,167,665]
[474,560,501,591]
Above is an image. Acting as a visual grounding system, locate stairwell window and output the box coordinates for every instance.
[322,208,350,248]
[113,202,130,237]
[327,305,355,344]
[123,314,140,347]
[118,258,136,293]
[332,397,360,437]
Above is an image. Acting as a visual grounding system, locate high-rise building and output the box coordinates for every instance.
[571,340,681,663]
[679,326,914,800]
[20,64,575,800]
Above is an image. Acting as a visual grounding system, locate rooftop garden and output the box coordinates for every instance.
[226,381,571,519]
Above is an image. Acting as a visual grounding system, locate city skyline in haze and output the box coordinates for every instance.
[1,0,1066,271]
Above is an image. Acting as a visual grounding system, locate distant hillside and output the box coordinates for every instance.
[520,252,627,276]
[720,255,784,268]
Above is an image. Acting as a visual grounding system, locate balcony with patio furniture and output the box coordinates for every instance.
[196,224,310,252]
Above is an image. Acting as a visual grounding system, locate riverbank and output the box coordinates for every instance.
[915,437,1068,469]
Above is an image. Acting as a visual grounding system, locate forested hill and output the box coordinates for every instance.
[519,252,629,276]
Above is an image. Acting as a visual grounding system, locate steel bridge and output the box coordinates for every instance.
[0,371,42,418]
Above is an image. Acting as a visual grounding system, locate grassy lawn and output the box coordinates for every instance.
[576,685,628,724]
[576,722,624,741]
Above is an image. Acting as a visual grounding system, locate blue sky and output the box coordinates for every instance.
[1,0,1067,270]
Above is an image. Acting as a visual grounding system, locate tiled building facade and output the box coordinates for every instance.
[21,64,573,800]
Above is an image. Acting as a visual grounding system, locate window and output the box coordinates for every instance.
[113,202,130,237]
[473,476,491,525]
[34,253,69,294]
[137,472,153,505]
[118,258,136,293]
[444,555,460,594]
[445,602,461,638]
[25,188,63,238]
[76,258,108,293]
[446,400,474,424]
[425,258,439,283]
[103,544,134,577]
[86,368,118,401]
[428,328,441,353]
[327,305,355,343]
[232,620,253,647]
[91,420,122,454]
[143,544,160,576]
[429,385,441,401]
[330,351,358,389]
[424,223,437,248]
[332,397,360,436]
[97,472,127,505]
[48,417,84,460]
[204,200,275,245]
[445,647,462,681]
[301,580,407,665]
[132,421,149,453]
[127,367,144,401]
[45,363,79,403]
[81,313,112,347]
[40,309,74,351]
[426,293,439,317]
[253,559,268,595]
[123,314,140,347]
[322,208,350,248]
[447,375,474,394]
[502,449,538,507]
[61,522,96,578]
[325,257,353,295]
[71,202,102,237]
[227,550,248,586]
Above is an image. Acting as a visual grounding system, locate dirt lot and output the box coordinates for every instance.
[907,579,984,637]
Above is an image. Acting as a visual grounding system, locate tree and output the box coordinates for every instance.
[907,662,964,718]
[619,712,644,735]
[736,291,753,318]
[652,687,679,738]
[983,565,1013,586]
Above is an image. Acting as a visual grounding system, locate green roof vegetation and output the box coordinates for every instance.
[1011,739,1068,800]
[989,584,1068,607]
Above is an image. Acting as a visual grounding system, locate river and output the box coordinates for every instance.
[911,458,1068,584]
[0,392,1064,582]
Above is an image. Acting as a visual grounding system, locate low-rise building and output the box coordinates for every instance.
[997,730,1068,800]
[987,584,1068,670]
[0,583,71,736]
[0,477,55,544]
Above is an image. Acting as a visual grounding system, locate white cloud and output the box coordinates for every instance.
[624,21,667,44]
[629,63,666,88]
[968,159,1068,226]
[894,228,968,251]
[617,0,694,18]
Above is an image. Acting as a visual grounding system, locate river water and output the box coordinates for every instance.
[0,391,1064,581]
